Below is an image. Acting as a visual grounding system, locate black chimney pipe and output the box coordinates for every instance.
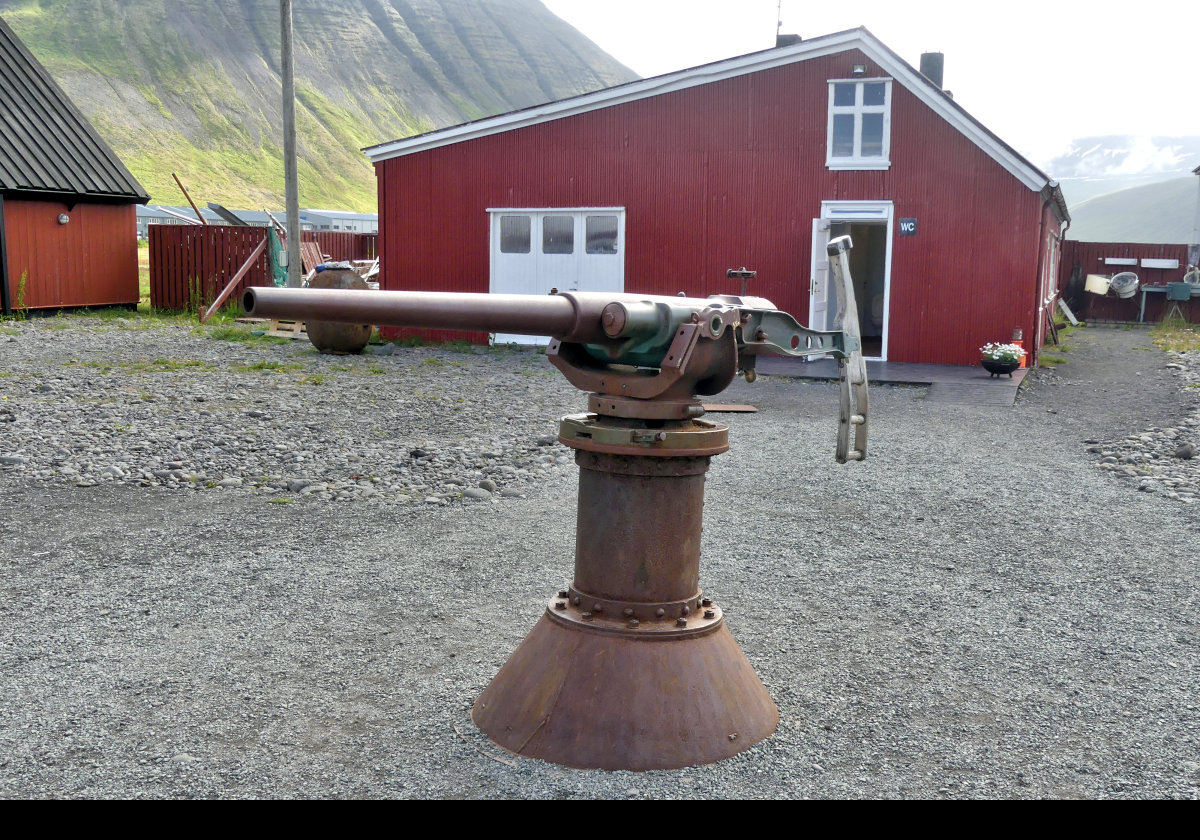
[920,52,944,89]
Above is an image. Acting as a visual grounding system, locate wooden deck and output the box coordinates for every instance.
[756,357,1027,406]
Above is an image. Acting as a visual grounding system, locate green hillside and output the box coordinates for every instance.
[0,0,637,212]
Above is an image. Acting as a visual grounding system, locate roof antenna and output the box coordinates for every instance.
[775,1,801,47]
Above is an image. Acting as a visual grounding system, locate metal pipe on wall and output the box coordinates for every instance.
[1191,164,1200,269]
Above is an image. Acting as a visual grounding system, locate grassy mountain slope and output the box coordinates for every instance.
[0,0,637,211]
[1067,177,1197,244]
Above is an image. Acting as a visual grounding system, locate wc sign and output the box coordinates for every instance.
[898,217,918,236]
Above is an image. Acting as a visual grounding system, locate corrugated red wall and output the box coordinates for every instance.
[4,199,137,309]
[375,49,1057,364]
[1058,241,1193,323]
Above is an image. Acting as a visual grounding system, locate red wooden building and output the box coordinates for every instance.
[366,28,1069,366]
[0,16,149,314]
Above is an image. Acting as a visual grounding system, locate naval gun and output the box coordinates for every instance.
[242,235,869,770]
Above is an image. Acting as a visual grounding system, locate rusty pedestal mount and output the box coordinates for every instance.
[470,413,778,770]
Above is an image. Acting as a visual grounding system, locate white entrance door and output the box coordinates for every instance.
[809,219,833,334]
[489,208,625,344]
[809,201,893,361]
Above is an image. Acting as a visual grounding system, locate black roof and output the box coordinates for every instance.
[0,15,148,203]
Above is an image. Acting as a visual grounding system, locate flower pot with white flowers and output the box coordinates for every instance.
[979,342,1025,377]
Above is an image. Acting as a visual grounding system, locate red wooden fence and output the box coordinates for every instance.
[1058,241,1194,324]
[149,225,378,311]
[308,231,377,261]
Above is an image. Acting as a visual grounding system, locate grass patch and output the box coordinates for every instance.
[1150,317,1200,353]
[1,271,29,320]
[301,374,327,385]
[69,306,140,323]
[391,336,428,348]
[1039,355,1067,367]
[268,497,294,505]
[232,361,302,373]
[1049,322,1084,352]
[120,358,215,373]
[204,325,292,345]
[389,337,476,353]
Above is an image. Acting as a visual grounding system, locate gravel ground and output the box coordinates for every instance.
[1,315,1198,799]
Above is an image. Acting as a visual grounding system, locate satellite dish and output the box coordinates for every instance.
[1110,272,1139,299]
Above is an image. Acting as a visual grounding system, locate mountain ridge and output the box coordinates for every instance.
[0,0,638,211]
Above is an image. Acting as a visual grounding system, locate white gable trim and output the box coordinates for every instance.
[365,27,1049,193]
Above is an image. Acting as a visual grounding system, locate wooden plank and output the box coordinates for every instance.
[301,241,324,273]
[199,236,268,322]
[1057,297,1079,326]
[173,172,207,224]
[701,404,758,413]
[266,319,306,338]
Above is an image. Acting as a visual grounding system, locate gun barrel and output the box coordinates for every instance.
[243,287,606,341]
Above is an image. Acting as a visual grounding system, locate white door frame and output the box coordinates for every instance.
[810,200,894,361]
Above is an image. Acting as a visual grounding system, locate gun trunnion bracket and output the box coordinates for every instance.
[242,244,870,771]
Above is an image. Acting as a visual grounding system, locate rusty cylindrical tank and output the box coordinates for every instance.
[471,416,778,771]
[304,270,374,354]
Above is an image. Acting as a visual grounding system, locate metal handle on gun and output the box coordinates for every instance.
[828,235,869,463]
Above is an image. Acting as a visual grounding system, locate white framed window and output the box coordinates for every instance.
[826,79,892,170]
[487,208,626,345]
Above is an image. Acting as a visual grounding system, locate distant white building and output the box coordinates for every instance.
[136,206,378,238]
[299,209,379,234]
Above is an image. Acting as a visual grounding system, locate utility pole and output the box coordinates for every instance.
[281,0,301,287]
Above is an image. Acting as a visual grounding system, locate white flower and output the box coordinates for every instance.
[980,342,1026,363]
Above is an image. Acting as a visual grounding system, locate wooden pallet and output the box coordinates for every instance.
[265,319,306,338]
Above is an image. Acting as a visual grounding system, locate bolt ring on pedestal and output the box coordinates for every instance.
[553,585,717,625]
[549,593,723,639]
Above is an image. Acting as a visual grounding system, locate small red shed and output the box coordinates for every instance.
[0,16,149,314]
[366,28,1069,365]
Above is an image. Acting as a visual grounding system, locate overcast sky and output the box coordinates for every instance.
[541,0,1197,170]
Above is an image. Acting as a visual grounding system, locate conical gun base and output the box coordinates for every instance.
[472,610,778,771]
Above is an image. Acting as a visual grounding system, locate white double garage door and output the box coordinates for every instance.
[489,208,625,344]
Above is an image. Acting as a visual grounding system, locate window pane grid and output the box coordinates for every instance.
[500,215,531,253]
[542,215,574,254]
[827,79,890,165]
[585,215,619,254]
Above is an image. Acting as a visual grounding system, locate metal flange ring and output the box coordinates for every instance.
[547,596,723,640]
[558,413,729,457]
